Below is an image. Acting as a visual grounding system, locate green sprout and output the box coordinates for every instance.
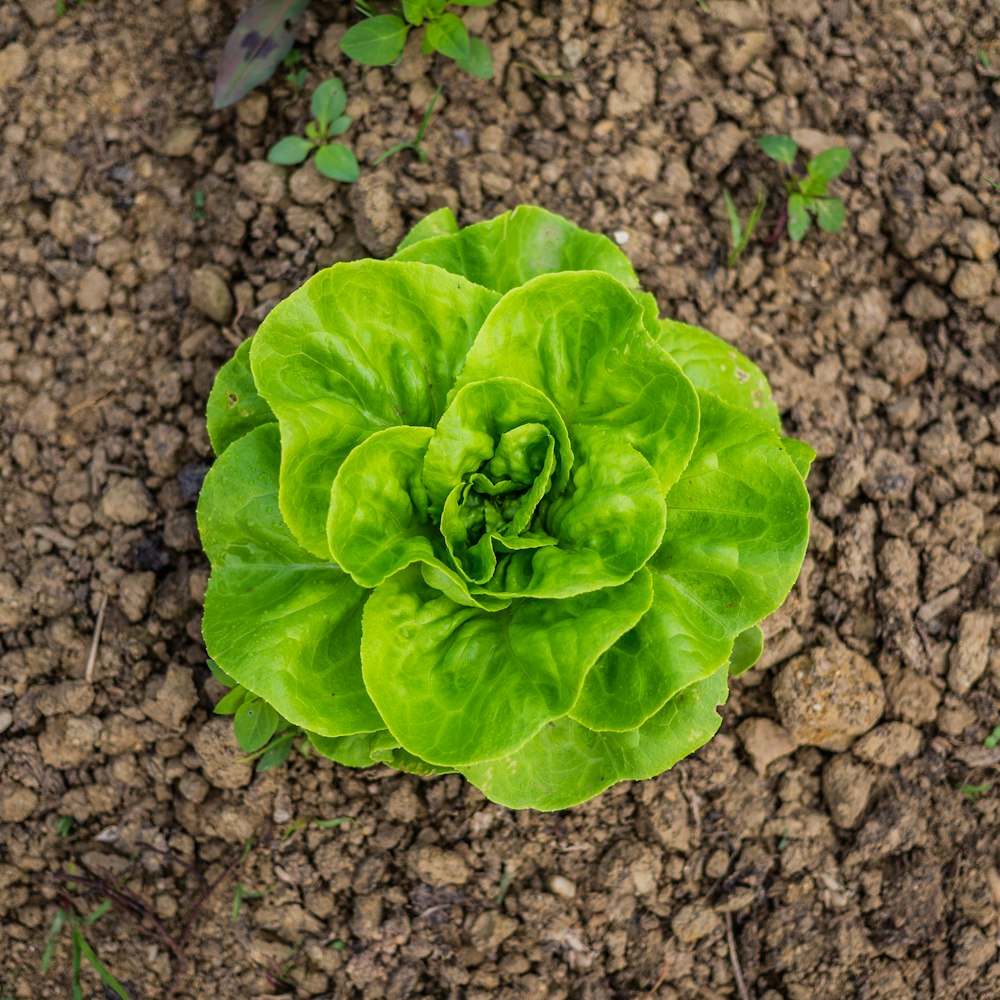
[759,135,850,242]
[283,49,308,94]
[723,190,765,267]
[958,782,992,799]
[267,77,359,184]
[984,726,1000,750]
[42,898,127,1000]
[375,85,443,165]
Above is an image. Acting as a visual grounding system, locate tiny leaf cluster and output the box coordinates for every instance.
[266,77,359,183]
[759,135,851,241]
[199,206,813,810]
[341,0,495,78]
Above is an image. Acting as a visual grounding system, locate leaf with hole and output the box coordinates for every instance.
[310,77,347,130]
[234,698,280,752]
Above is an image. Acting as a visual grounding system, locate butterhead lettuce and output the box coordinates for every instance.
[198,206,812,810]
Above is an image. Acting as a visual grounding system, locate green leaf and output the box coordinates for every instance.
[249,260,500,558]
[395,206,460,253]
[206,337,277,456]
[453,271,700,496]
[781,436,816,480]
[392,204,641,293]
[307,729,401,767]
[814,197,846,233]
[214,685,249,715]
[570,393,809,730]
[74,928,130,1000]
[340,14,409,66]
[723,189,742,248]
[327,114,353,137]
[314,143,359,183]
[361,565,654,766]
[455,36,493,78]
[460,665,729,810]
[806,147,850,183]
[787,193,811,241]
[212,0,311,109]
[759,134,797,165]
[234,698,280,752]
[657,319,781,430]
[729,624,764,676]
[198,424,384,737]
[207,658,237,687]
[310,77,347,129]
[267,134,313,166]
[426,12,470,59]
[256,735,295,771]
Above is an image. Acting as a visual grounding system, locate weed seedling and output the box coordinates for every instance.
[283,49,308,94]
[375,85,443,165]
[984,176,1000,192]
[191,188,206,223]
[958,781,992,799]
[984,726,1000,749]
[723,189,765,267]
[267,77,359,183]
[341,1,495,79]
[759,134,850,243]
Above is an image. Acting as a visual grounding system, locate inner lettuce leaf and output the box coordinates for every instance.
[198,205,814,811]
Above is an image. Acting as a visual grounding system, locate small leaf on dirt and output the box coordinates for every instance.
[234,698,280,752]
[315,143,360,183]
[787,193,811,241]
[340,14,409,66]
[267,135,313,165]
[310,77,347,129]
[455,36,493,78]
[807,147,851,183]
[759,134,798,166]
[426,12,470,59]
[815,197,846,233]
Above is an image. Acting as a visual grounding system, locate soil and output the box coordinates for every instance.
[1,0,999,998]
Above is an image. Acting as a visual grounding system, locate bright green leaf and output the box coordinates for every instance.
[234,698,280,752]
[759,134,798,165]
[426,12,470,59]
[728,624,764,676]
[340,14,409,66]
[787,193,811,241]
[206,337,276,456]
[815,197,846,233]
[395,205,460,253]
[314,142,359,183]
[455,36,493,78]
[327,114,353,137]
[267,135,313,166]
[310,77,347,129]
[807,147,851,183]
[214,685,249,715]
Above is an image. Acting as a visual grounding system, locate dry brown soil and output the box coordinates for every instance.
[1,0,999,997]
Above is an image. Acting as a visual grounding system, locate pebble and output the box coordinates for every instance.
[102,477,156,525]
[772,641,885,750]
[349,176,405,257]
[142,664,198,729]
[0,783,37,823]
[850,287,890,347]
[948,611,994,695]
[902,282,949,321]
[406,844,470,886]
[193,717,253,789]
[38,715,103,769]
[188,266,234,324]
[76,267,111,312]
[671,903,721,943]
[160,123,201,158]
[468,911,519,952]
[957,218,999,261]
[951,260,997,302]
[235,160,286,206]
[548,874,577,898]
[119,571,156,623]
[236,93,269,127]
[718,31,772,75]
[0,707,12,733]
[0,42,29,87]
[34,680,94,717]
[851,722,922,767]
[290,162,336,206]
[737,717,797,774]
[822,755,873,829]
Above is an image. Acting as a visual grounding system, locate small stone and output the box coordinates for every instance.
[952,260,997,303]
[236,93,269,127]
[349,176,405,257]
[0,43,30,87]
[562,39,586,69]
[468,911,518,953]
[871,331,928,387]
[607,59,656,117]
[38,715,103,769]
[789,128,845,157]
[144,423,185,477]
[406,845,470,886]
[737,718,797,774]
[290,161,336,206]
[34,680,94,717]
[902,283,949,322]
[548,875,577,898]
[851,722,922,767]
[119,572,156,623]
[76,267,111,312]
[957,219,999,261]
[0,573,28,630]
[772,641,885,750]
[692,122,745,177]
[160,123,201,158]
[949,611,994,695]
[850,288,890,347]
[193,717,253,789]
[0,707,12,733]
[0,783,37,823]
[235,160,286,206]
[142,664,198,729]
[718,31,772,75]
[822,755,873,829]
[188,266,233,324]
[102,477,155,526]
[671,903,721,943]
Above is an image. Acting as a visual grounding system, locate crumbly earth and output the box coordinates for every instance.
[1,0,999,997]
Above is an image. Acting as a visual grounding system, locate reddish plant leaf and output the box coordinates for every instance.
[213,0,311,110]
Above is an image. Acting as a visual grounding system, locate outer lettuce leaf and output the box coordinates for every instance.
[781,435,816,480]
[728,624,764,676]
[396,205,460,252]
[392,204,641,293]
[453,271,700,496]
[360,566,654,767]
[206,337,276,456]
[198,424,384,737]
[460,665,729,811]
[307,729,398,767]
[569,392,810,731]
[657,318,781,431]
[250,260,501,559]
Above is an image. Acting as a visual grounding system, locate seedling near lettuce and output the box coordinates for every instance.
[723,189,765,267]
[759,134,850,242]
[198,205,814,811]
[375,85,443,164]
[341,0,495,79]
[267,77,359,183]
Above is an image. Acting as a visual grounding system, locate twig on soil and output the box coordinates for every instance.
[725,912,751,1000]
[84,591,109,683]
[221,299,246,349]
[31,525,77,551]
[677,764,703,843]
[67,388,114,418]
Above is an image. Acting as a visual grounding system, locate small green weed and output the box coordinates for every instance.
[375,85,443,165]
[283,49,308,94]
[341,0,495,79]
[759,134,851,242]
[984,726,1000,749]
[984,176,1000,192]
[56,815,75,839]
[267,77,359,184]
[958,781,992,799]
[42,894,128,1000]
[723,189,765,267]
[191,188,207,223]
